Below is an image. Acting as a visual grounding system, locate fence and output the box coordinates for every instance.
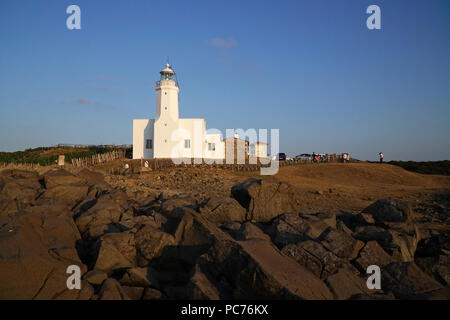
[71,150,125,167]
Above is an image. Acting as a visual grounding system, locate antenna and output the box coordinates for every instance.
[166,55,170,65]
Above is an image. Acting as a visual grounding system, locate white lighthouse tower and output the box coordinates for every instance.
[154,64,180,158]
[132,62,225,160]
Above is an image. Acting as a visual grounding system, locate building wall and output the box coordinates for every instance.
[205,133,225,160]
[178,118,206,158]
[133,119,154,159]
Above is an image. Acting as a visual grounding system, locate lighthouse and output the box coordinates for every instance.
[132,63,224,160]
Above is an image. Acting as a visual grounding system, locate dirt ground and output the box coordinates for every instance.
[100,161,450,220]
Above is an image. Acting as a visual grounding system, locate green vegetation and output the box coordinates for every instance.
[0,146,124,166]
[388,160,450,176]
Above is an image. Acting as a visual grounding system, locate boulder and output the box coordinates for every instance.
[355,241,395,271]
[135,225,176,266]
[159,195,197,216]
[163,209,333,299]
[75,196,123,239]
[43,169,85,189]
[325,269,371,300]
[268,212,335,248]
[0,204,86,299]
[186,264,221,299]
[382,262,443,299]
[97,278,130,300]
[119,267,160,288]
[281,240,357,280]
[231,179,299,222]
[320,229,364,260]
[93,240,134,274]
[83,270,107,286]
[362,199,413,223]
[142,288,165,300]
[233,222,271,241]
[354,226,418,262]
[199,197,246,223]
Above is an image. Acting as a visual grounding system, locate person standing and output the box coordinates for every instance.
[379,152,384,163]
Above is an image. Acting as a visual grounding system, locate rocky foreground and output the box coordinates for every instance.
[0,168,448,299]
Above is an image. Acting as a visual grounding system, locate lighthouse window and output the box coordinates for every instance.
[165,92,167,95]
[164,123,167,126]
[184,139,191,149]
[165,107,167,110]
[146,139,152,149]
[208,143,216,151]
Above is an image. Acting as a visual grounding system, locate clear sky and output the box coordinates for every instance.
[0,0,449,161]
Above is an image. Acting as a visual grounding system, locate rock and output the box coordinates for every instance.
[320,229,364,260]
[119,267,160,288]
[135,225,176,266]
[75,195,123,239]
[142,287,165,300]
[268,212,336,248]
[41,184,89,209]
[97,278,130,300]
[355,241,395,271]
[231,178,299,222]
[233,222,271,241]
[159,195,197,216]
[55,280,94,300]
[163,209,333,299]
[382,262,443,299]
[121,286,144,299]
[0,204,86,299]
[186,264,221,299]
[93,234,135,274]
[281,241,357,280]
[100,232,136,264]
[83,270,108,286]
[362,199,413,223]
[199,197,246,223]
[43,169,85,188]
[325,269,371,300]
[354,226,418,262]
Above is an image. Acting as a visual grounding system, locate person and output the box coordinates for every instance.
[379,152,384,163]
[312,152,316,163]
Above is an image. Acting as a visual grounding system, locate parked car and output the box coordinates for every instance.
[277,153,287,161]
[295,153,312,161]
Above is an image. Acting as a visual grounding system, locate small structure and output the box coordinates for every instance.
[223,133,249,164]
[57,155,65,166]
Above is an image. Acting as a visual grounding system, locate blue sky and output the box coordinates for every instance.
[0,0,449,161]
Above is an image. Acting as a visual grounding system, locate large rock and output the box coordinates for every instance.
[355,241,395,271]
[75,195,123,239]
[320,229,364,260]
[163,209,333,299]
[199,197,246,223]
[93,232,136,274]
[97,278,130,300]
[0,204,86,299]
[268,212,336,248]
[119,267,160,289]
[325,269,371,300]
[281,241,357,280]
[0,169,42,215]
[135,225,176,266]
[382,262,443,299]
[362,199,413,223]
[231,179,299,222]
[354,226,418,262]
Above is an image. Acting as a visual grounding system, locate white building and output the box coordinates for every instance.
[133,64,225,160]
[249,141,268,158]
